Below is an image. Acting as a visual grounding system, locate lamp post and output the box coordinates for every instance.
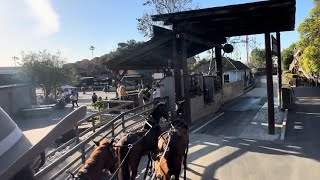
[89,46,95,58]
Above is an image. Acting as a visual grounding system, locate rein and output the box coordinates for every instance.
[109,122,161,179]
[150,131,172,180]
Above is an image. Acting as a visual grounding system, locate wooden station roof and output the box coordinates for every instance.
[105,0,296,70]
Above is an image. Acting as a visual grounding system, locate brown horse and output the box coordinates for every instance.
[115,102,169,180]
[69,138,118,180]
[152,100,189,180]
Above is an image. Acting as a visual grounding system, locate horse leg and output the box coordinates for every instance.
[143,155,151,180]
[129,156,141,180]
[183,142,189,180]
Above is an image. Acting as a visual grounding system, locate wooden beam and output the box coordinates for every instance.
[265,32,275,135]
[181,33,191,125]
[215,47,223,88]
[173,28,182,101]
[276,32,282,109]
[184,33,223,49]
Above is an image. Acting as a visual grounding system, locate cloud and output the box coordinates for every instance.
[24,0,59,36]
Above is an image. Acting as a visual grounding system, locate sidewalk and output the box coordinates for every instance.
[239,98,285,141]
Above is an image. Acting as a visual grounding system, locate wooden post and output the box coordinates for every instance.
[181,33,191,125]
[276,32,282,109]
[173,25,182,101]
[111,122,115,137]
[122,115,125,132]
[92,117,96,133]
[215,47,223,88]
[265,32,275,134]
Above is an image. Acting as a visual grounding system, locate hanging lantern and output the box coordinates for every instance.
[223,44,234,53]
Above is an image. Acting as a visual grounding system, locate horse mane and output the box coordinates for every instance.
[79,139,112,173]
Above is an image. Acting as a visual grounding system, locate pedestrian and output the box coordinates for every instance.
[117,84,127,100]
[138,89,149,107]
[70,92,79,108]
[153,84,161,101]
[92,92,98,103]
[103,85,107,93]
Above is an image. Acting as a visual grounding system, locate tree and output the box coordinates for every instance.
[297,0,320,75]
[249,48,266,68]
[137,0,196,37]
[17,50,77,102]
[281,43,296,71]
[101,40,145,82]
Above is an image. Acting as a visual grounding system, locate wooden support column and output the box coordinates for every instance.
[215,47,223,88]
[181,33,191,125]
[265,32,275,135]
[276,32,282,109]
[173,31,182,101]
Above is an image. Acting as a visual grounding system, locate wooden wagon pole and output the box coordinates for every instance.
[276,32,282,109]
[265,32,275,134]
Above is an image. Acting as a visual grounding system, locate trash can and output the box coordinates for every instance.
[282,87,293,109]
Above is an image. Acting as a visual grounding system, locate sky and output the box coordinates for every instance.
[0,0,315,67]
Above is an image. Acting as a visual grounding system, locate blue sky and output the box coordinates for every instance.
[0,0,315,67]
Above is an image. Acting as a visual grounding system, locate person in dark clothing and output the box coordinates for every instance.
[92,93,98,103]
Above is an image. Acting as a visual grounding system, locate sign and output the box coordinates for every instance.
[271,35,278,56]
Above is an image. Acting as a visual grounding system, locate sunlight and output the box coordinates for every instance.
[258,146,301,155]
[296,112,320,115]
[187,146,240,178]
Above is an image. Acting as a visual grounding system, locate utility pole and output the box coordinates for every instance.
[246,35,249,64]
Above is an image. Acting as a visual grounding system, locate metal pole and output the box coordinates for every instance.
[181,33,191,125]
[265,32,275,134]
[173,27,182,101]
[276,32,282,109]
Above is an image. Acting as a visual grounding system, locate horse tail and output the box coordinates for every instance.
[119,146,130,180]
[183,140,189,180]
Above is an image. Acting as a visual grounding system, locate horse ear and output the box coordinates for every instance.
[93,140,100,146]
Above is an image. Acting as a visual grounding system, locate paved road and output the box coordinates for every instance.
[185,77,320,180]
[191,75,269,136]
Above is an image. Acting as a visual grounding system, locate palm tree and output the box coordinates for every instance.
[89,46,95,58]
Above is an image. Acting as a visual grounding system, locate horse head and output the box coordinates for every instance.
[75,138,118,180]
[175,100,185,117]
[147,102,169,126]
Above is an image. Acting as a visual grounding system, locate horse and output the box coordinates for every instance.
[68,138,118,180]
[115,102,169,180]
[152,100,189,180]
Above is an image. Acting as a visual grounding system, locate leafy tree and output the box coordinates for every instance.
[137,0,196,37]
[101,40,144,82]
[297,0,320,74]
[249,48,266,68]
[17,50,77,102]
[281,43,296,71]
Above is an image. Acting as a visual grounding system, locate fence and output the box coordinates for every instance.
[34,97,168,179]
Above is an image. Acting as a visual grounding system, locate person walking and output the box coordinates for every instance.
[92,92,98,103]
[138,89,149,107]
[70,92,79,108]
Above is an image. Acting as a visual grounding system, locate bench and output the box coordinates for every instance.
[21,107,53,117]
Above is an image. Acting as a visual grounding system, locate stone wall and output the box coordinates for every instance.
[0,84,36,117]
[222,80,244,103]
[190,80,244,123]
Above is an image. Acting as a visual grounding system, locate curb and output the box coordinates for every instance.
[280,109,288,140]
[244,83,256,94]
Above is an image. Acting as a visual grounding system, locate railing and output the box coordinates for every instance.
[35,97,168,179]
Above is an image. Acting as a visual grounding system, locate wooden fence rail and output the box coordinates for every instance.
[35,97,168,179]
